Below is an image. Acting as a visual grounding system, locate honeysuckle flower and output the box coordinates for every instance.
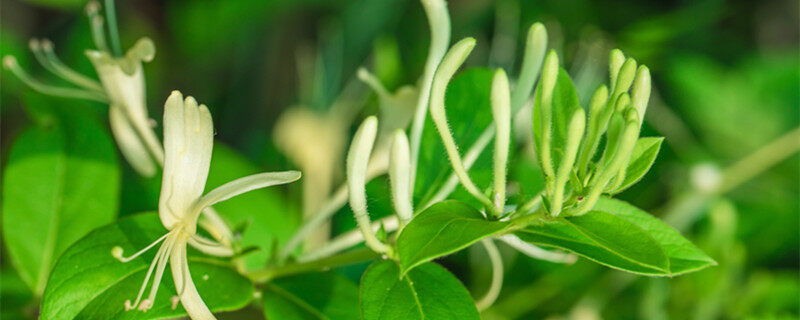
[113,91,300,319]
[2,1,162,177]
[86,37,164,177]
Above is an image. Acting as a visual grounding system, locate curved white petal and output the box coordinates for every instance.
[160,91,214,230]
[187,234,234,257]
[170,241,216,320]
[109,104,157,177]
[85,49,148,124]
[193,171,301,217]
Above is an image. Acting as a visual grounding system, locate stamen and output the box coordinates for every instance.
[85,1,110,53]
[141,234,177,312]
[113,232,170,263]
[38,39,104,91]
[124,236,170,311]
[2,56,109,103]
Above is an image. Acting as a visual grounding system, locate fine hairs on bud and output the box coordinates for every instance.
[389,130,413,225]
[346,116,391,254]
[491,69,511,213]
[429,37,495,212]
[537,50,559,183]
[409,0,451,194]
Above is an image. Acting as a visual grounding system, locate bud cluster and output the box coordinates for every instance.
[534,49,651,217]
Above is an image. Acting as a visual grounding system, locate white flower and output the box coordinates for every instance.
[86,37,164,177]
[1,1,164,177]
[113,91,300,319]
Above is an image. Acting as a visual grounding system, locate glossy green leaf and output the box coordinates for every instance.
[532,67,582,167]
[40,213,253,320]
[397,200,510,274]
[206,143,301,269]
[414,68,494,206]
[516,198,715,276]
[2,115,120,295]
[263,271,360,320]
[593,197,717,275]
[614,137,664,193]
[517,210,669,275]
[359,260,479,320]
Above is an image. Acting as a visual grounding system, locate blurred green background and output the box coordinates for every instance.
[1,0,798,319]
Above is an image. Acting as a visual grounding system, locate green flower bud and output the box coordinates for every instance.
[613,58,637,97]
[491,68,511,213]
[608,49,625,91]
[510,23,548,112]
[550,108,586,216]
[630,66,651,128]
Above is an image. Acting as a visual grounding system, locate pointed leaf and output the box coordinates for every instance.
[593,197,717,275]
[517,210,670,275]
[516,198,715,276]
[360,260,479,320]
[40,213,253,320]
[397,200,510,274]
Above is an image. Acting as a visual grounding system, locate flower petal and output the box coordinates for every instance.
[169,241,216,320]
[160,91,214,229]
[109,105,157,177]
[192,171,301,217]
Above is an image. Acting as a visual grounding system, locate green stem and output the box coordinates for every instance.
[248,247,379,283]
[104,0,122,56]
[717,127,800,194]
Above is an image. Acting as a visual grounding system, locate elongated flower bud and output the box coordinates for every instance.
[409,0,452,193]
[430,38,495,212]
[577,85,609,179]
[510,22,547,112]
[346,116,391,254]
[630,66,651,128]
[571,111,639,216]
[614,92,631,112]
[613,58,637,97]
[609,49,625,91]
[389,130,413,225]
[537,50,560,183]
[550,108,585,216]
[491,69,511,213]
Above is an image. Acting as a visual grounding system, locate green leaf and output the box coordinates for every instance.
[40,213,253,320]
[2,115,120,295]
[397,200,510,274]
[593,197,717,275]
[516,198,715,276]
[532,68,582,167]
[517,211,669,275]
[414,68,494,206]
[263,271,360,320]
[613,137,664,193]
[359,260,479,320]
[206,143,301,269]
